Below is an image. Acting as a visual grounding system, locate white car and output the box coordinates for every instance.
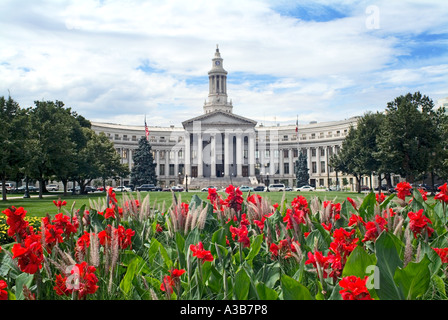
[296,185,315,191]
[201,186,218,192]
[113,186,131,192]
[267,184,286,192]
[47,184,59,191]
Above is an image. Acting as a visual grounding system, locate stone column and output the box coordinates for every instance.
[236,133,242,177]
[316,146,321,179]
[197,133,203,177]
[128,149,132,172]
[270,145,275,176]
[165,150,169,177]
[185,134,191,176]
[288,149,293,177]
[211,134,216,178]
[224,133,230,177]
[156,150,160,177]
[174,149,179,180]
[248,133,255,176]
[279,149,284,175]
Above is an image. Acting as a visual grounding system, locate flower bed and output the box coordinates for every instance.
[0,183,447,300]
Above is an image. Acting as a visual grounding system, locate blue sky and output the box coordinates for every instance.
[0,0,447,127]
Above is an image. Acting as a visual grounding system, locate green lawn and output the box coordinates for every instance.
[0,190,374,218]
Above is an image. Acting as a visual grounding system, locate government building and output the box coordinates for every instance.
[91,47,364,190]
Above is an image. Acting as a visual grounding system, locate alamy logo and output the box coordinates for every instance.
[365,265,380,290]
[365,5,380,30]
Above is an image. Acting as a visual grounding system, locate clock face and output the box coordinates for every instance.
[215,60,220,66]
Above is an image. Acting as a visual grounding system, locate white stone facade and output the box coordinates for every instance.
[91,47,363,190]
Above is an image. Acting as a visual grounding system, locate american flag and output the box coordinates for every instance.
[295,116,299,136]
[145,115,149,140]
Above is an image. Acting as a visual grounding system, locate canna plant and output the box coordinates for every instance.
[0,183,447,300]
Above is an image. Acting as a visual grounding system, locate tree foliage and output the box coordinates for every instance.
[130,136,157,186]
[294,151,309,187]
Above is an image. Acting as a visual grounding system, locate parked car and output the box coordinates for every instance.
[136,184,159,192]
[16,185,38,193]
[326,186,341,191]
[296,185,315,192]
[172,185,184,192]
[201,186,217,192]
[97,186,105,192]
[239,185,254,192]
[113,186,131,192]
[253,185,266,192]
[267,184,285,192]
[46,184,59,191]
[0,183,14,193]
[84,186,97,193]
[125,185,135,191]
[360,185,370,191]
[417,184,433,192]
[285,187,293,191]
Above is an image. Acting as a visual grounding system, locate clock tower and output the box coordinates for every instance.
[203,45,233,114]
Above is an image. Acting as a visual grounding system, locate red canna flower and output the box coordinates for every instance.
[339,276,373,300]
[2,206,29,240]
[395,181,412,201]
[189,241,214,264]
[269,239,299,260]
[0,280,8,300]
[305,251,330,279]
[253,212,272,232]
[418,189,428,201]
[54,261,99,299]
[156,224,163,233]
[160,269,186,295]
[52,213,78,236]
[221,185,244,213]
[11,233,44,274]
[376,193,386,204]
[104,207,116,219]
[107,186,117,204]
[434,183,448,204]
[362,215,387,242]
[76,231,91,252]
[43,223,64,252]
[347,197,358,210]
[291,195,310,215]
[433,248,448,264]
[229,224,250,248]
[283,208,306,230]
[247,194,262,205]
[348,213,365,227]
[408,209,434,239]
[53,199,67,210]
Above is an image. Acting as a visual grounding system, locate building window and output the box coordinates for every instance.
[244,150,248,159]
[265,150,270,158]
[321,161,326,173]
[178,150,183,159]
[122,149,128,160]
[283,150,288,158]
[169,151,174,160]
[311,148,316,157]
[320,148,325,157]
[284,163,289,174]
[312,162,317,173]
[169,164,174,176]
[159,164,165,176]
[274,150,279,158]
[293,149,298,157]
[255,150,259,159]
[132,135,137,141]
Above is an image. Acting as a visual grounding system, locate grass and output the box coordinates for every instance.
[0,190,374,218]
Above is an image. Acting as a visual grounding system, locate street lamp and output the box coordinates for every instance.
[185,173,188,192]
[266,173,270,191]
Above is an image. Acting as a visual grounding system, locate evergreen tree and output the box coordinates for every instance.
[295,152,309,187]
[131,137,157,186]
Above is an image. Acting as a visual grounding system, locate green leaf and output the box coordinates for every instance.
[342,246,377,278]
[375,231,404,300]
[120,257,139,295]
[14,273,34,300]
[175,232,186,269]
[256,282,279,300]
[234,268,250,300]
[358,192,376,221]
[281,274,313,300]
[394,255,431,300]
[245,234,263,263]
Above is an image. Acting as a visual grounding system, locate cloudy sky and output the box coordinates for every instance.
[1,0,447,128]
